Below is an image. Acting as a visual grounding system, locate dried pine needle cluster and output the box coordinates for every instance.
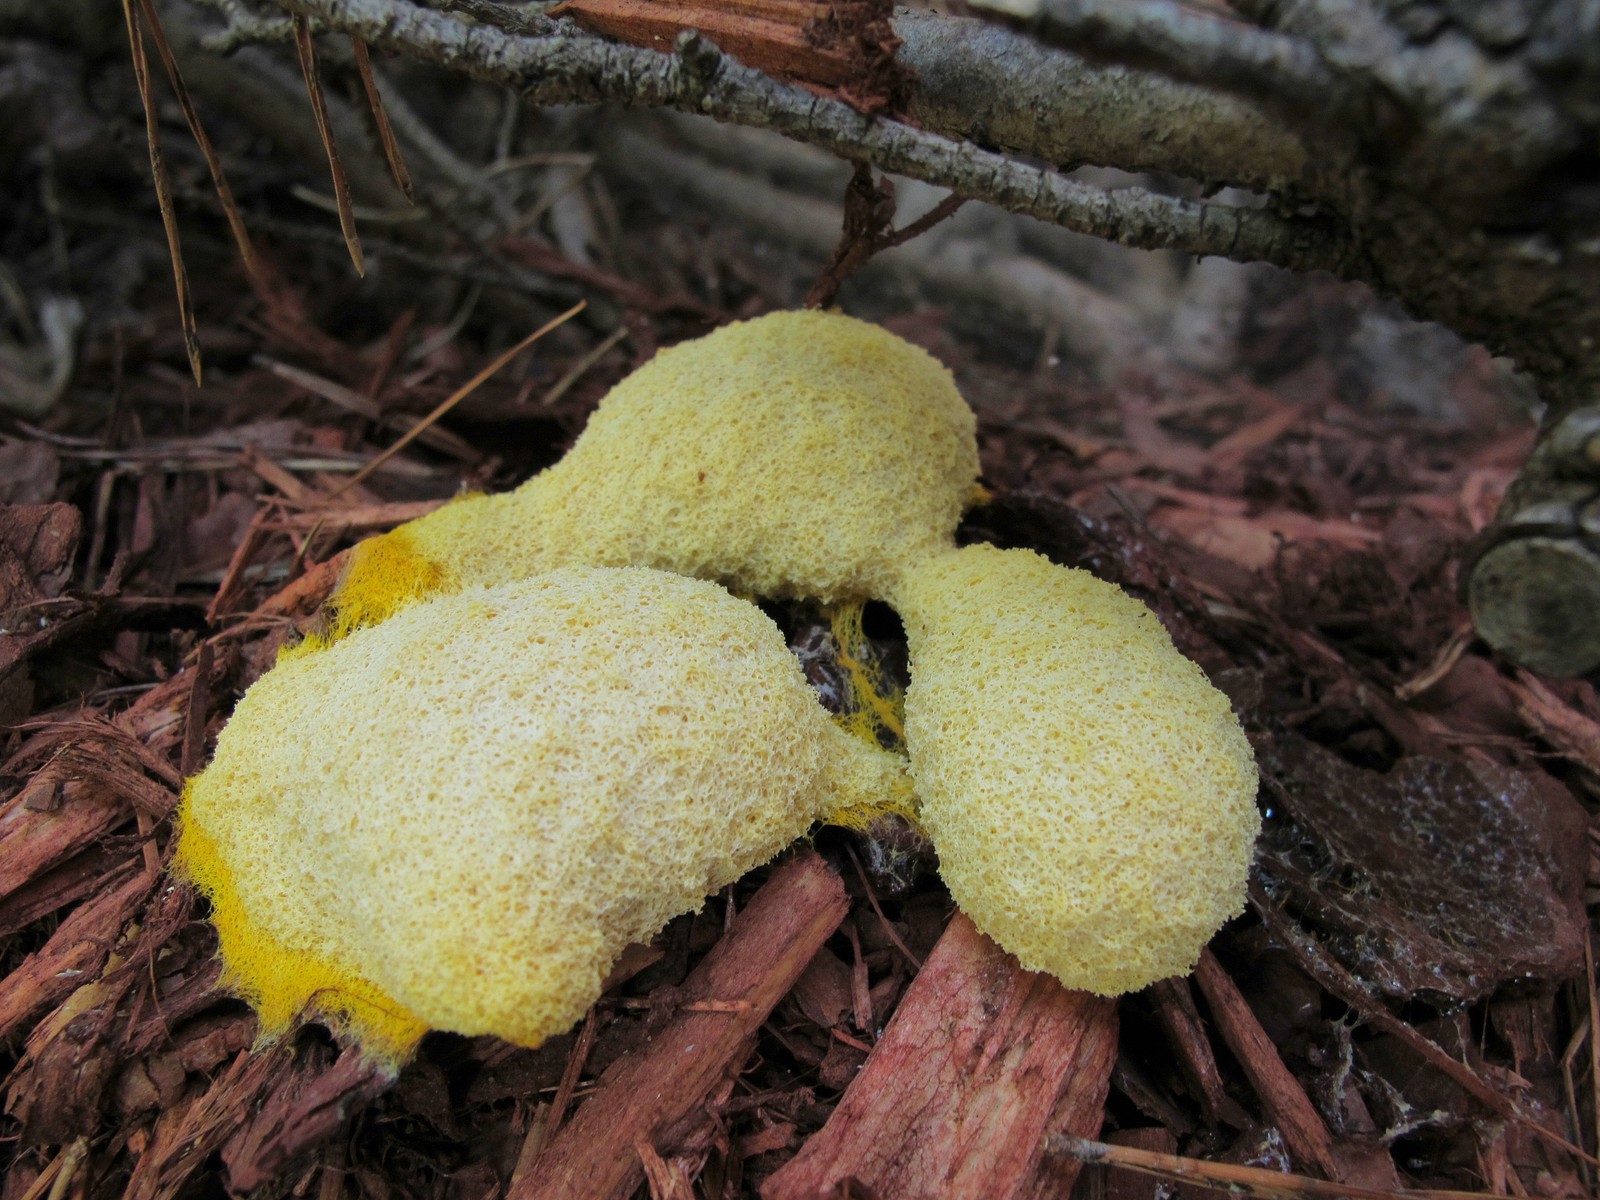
[178,310,1259,1065]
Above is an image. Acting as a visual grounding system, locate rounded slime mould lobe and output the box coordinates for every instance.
[327,309,979,635]
[185,308,1262,1062]
[890,544,1262,995]
[178,567,907,1064]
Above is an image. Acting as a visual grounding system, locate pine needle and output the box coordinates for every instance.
[292,15,365,276]
[333,301,586,496]
[123,0,202,385]
[133,0,268,300]
[1587,931,1600,1168]
[1051,1136,1494,1200]
[350,37,415,204]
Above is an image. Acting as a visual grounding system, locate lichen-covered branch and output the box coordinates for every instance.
[891,11,1321,199]
[270,0,1361,278]
[1018,0,1337,112]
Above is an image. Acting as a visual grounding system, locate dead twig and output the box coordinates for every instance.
[349,36,415,203]
[334,299,585,495]
[1050,1135,1494,1200]
[806,164,964,308]
[122,0,202,385]
[292,14,365,275]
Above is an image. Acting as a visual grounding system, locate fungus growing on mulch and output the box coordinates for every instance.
[176,312,1259,1063]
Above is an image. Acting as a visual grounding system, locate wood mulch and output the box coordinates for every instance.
[2,148,1599,1200]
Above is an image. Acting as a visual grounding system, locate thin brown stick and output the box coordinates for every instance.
[843,841,923,970]
[292,15,366,275]
[807,169,968,307]
[1193,949,1337,1177]
[133,0,268,298]
[545,1009,598,1147]
[1587,931,1600,1164]
[881,191,967,250]
[538,325,627,407]
[333,300,585,494]
[349,36,415,203]
[123,0,202,385]
[1049,1136,1492,1200]
[1251,883,1600,1169]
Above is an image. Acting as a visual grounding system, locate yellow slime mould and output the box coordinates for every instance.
[177,567,909,1064]
[187,308,1261,1064]
[889,544,1261,995]
[327,309,979,635]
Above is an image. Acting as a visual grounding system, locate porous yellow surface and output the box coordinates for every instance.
[891,544,1260,995]
[327,309,978,636]
[178,567,908,1061]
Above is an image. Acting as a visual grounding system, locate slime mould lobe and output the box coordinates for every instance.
[327,309,979,635]
[179,567,907,1062]
[183,309,1262,1064]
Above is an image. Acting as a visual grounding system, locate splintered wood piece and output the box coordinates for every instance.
[762,912,1119,1200]
[1191,951,1338,1178]
[1,782,127,904]
[124,1046,297,1200]
[1148,977,1228,1125]
[255,549,350,619]
[292,14,364,276]
[512,850,849,1200]
[0,866,149,1042]
[222,1046,394,1192]
[556,1,846,83]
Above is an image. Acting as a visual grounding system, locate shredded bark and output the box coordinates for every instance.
[1,25,1598,1197]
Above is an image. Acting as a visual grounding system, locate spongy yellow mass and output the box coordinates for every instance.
[891,545,1261,995]
[328,309,978,635]
[186,309,1262,1060]
[178,567,906,1060]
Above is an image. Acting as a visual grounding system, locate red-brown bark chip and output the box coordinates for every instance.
[513,849,849,1200]
[762,912,1119,1200]
[0,502,79,610]
[1192,950,1338,1179]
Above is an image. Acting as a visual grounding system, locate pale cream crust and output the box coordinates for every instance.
[892,545,1261,994]
[183,568,904,1051]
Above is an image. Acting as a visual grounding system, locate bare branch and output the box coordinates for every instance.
[1020,0,1338,107]
[271,0,1362,278]
[892,11,1322,199]
[191,0,295,50]
[433,0,558,36]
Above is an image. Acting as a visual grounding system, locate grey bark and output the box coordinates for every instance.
[11,0,1600,673]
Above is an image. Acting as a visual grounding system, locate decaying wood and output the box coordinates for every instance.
[555,0,914,114]
[1192,950,1339,1179]
[122,1045,300,1200]
[512,850,850,1200]
[0,868,151,1044]
[1052,1135,1492,1200]
[761,912,1119,1200]
[221,1045,393,1192]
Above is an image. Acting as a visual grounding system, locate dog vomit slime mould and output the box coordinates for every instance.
[183,309,1262,1064]
[326,309,980,638]
[177,567,907,1064]
[891,544,1261,994]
